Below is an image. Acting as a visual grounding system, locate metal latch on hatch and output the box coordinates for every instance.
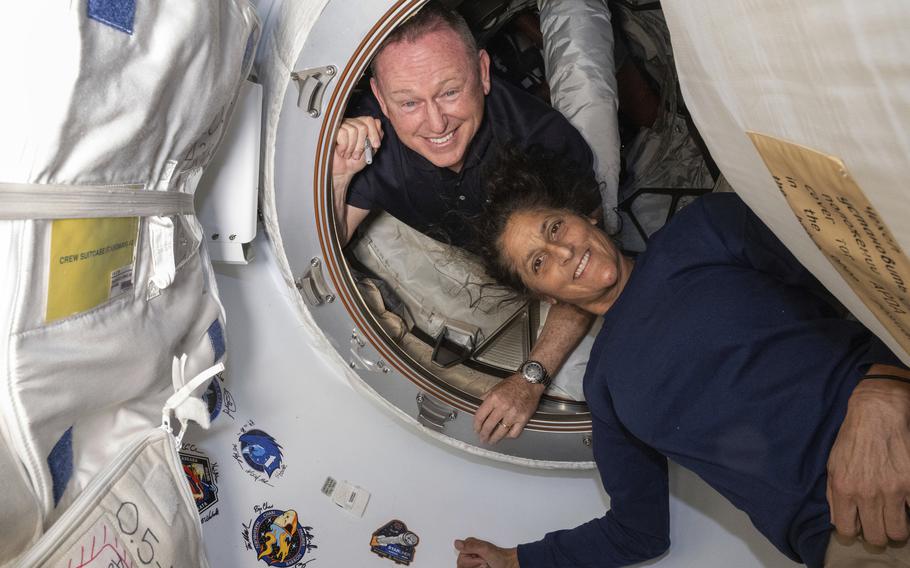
[415,392,457,432]
[296,258,335,306]
[290,65,337,118]
[349,328,377,372]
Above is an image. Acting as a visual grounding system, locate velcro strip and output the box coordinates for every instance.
[207,319,226,362]
[87,0,136,35]
[48,427,74,507]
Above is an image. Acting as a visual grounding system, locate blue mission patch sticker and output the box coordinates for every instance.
[233,421,287,485]
[370,520,420,565]
[179,444,219,523]
[202,373,237,422]
[242,503,317,567]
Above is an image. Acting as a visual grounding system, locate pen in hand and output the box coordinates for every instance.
[364,138,374,165]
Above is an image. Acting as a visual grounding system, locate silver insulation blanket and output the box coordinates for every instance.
[539,0,622,232]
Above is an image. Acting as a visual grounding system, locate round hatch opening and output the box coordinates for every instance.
[266,0,715,463]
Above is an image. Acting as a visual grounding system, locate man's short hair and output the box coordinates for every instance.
[370,2,479,79]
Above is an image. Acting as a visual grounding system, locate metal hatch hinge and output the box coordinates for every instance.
[296,257,335,306]
[415,392,458,432]
[290,65,337,118]
[349,329,377,372]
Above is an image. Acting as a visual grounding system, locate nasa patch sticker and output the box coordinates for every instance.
[242,502,317,567]
[202,373,237,422]
[233,421,287,485]
[179,444,219,523]
[370,520,420,565]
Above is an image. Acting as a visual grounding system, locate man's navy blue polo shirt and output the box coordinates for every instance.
[345,77,595,249]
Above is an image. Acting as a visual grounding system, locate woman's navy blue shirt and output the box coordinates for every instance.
[517,193,904,567]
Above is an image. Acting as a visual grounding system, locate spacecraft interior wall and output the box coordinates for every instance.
[662,0,910,365]
[191,237,799,568]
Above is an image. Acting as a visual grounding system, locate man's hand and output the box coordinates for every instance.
[332,116,383,182]
[474,375,545,444]
[827,366,910,546]
[331,117,382,244]
[454,538,519,568]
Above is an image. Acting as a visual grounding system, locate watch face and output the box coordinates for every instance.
[523,361,545,382]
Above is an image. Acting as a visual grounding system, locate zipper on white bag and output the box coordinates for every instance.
[13,357,223,567]
[12,429,175,567]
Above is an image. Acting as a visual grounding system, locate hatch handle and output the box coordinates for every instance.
[296,257,334,306]
[415,392,458,432]
[290,65,337,118]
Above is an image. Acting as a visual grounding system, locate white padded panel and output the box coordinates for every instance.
[662,0,910,363]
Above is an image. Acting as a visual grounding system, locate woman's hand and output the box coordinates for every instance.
[454,538,519,568]
[827,365,910,546]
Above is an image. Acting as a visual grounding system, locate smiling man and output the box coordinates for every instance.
[332,3,597,247]
[331,3,601,444]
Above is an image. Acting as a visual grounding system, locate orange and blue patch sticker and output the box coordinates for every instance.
[242,503,317,567]
[370,520,420,565]
[179,444,219,523]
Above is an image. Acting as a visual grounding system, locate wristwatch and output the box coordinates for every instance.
[519,360,551,388]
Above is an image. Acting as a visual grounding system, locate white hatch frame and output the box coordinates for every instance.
[261,0,595,466]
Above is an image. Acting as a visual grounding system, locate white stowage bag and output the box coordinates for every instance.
[660,0,910,364]
[0,1,259,565]
[13,429,209,568]
[352,212,517,342]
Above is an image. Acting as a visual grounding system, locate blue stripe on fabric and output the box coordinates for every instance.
[207,319,226,362]
[87,0,136,35]
[48,427,74,507]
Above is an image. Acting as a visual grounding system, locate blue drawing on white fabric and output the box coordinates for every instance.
[240,429,284,479]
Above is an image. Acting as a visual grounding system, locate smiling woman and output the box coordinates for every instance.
[465,158,910,566]
[499,208,631,313]
[479,146,637,314]
[477,146,616,304]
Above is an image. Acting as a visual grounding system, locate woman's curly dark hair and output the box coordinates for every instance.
[474,144,602,297]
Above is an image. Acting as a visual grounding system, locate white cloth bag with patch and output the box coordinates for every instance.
[13,361,223,568]
[0,0,259,564]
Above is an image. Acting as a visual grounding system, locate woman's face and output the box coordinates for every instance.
[498,208,630,314]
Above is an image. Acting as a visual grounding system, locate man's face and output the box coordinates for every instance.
[370,27,491,172]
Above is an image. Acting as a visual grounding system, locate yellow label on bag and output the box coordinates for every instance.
[46,217,139,322]
[748,132,910,355]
